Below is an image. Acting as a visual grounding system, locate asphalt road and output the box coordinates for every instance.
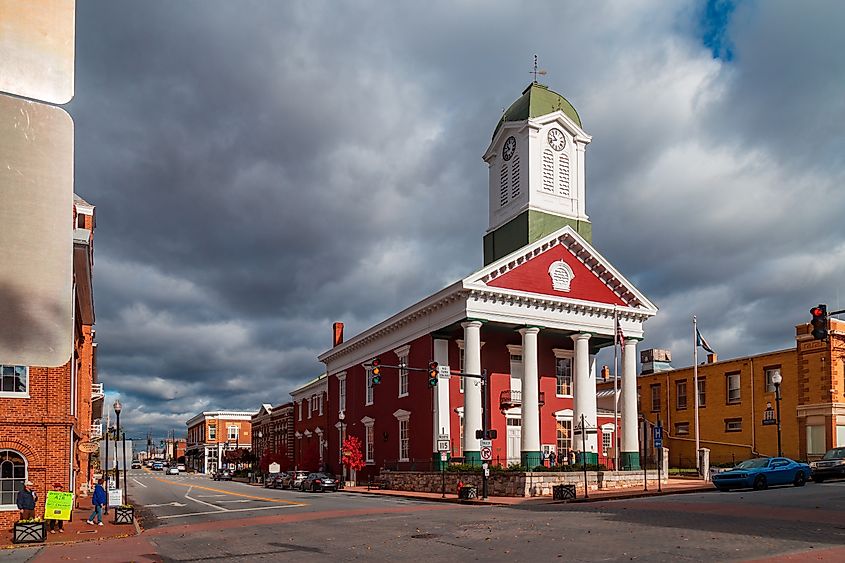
[15,472,845,562]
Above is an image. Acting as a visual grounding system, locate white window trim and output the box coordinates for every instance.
[336,371,347,413]
[364,365,374,406]
[362,416,375,464]
[395,344,411,398]
[318,394,323,416]
[552,349,574,398]
[0,365,30,399]
[394,410,411,462]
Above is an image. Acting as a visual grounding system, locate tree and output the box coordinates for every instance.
[342,436,365,472]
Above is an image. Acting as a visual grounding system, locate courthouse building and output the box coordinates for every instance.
[291,374,328,471]
[185,410,254,474]
[318,82,658,482]
[0,195,101,528]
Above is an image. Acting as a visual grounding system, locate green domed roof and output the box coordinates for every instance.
[493,83,581,139]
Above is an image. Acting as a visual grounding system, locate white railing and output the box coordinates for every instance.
[91,383,104,401]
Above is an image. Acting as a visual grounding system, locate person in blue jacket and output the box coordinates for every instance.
[87,478,107,526]
[16,480,37,520]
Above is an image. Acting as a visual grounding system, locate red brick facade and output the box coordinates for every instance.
[291,375,328,472]
[0,196,98,529]
[251,403,294,470]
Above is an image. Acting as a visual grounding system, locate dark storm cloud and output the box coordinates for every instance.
[69,1,845,439]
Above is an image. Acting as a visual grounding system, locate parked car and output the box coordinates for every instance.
[264,472,286,488]
[810,447,845,483]
[300,472,339,492]
[281,470,309,490]
[167,466,180,475]
[177,464,186,472]
[712,457,810,491]
[212,469,233,481]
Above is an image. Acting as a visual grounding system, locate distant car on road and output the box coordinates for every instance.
[152,462,163,471]
[281,470,309,490]
[167,466,180,475]
[810,447,845,483]
[212,469,232,481]
[131,461,141,469]
[712,457,810,491]
[300,472,338,492]
[177,464,186,472]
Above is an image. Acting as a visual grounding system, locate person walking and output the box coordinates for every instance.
[16,480,37,520]
[48,482,66,534]
[549,450,557,467]
[87,478,107,526]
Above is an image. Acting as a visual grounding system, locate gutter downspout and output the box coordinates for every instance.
[750,357,756,456]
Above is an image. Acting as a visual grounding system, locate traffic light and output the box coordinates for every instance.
[371,358,382,385]
[428,361,438,387]
[810,304,828,340]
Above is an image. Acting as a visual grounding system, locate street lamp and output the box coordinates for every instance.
[255,431,263,484]
[771,370,783,457]
[113,399,122,490]
[338,411,346,486]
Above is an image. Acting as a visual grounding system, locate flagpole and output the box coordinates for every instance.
[613,306,619,472]
[693,315,700,475]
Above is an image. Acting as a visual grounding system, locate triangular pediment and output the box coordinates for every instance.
[465,226,656,312]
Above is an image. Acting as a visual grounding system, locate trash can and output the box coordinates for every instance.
[458,486,478,500]
[552,484,576,500]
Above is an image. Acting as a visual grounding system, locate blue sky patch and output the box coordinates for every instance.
[700,0,737,61]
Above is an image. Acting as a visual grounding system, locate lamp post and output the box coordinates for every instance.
[255,431,263,484]
[338,411,346,486]
[113,399,122,490]
[771,370,783,457]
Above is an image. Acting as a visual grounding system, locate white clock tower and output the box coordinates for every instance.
[482,82,593,265]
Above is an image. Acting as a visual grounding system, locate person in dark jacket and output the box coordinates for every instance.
[16,480,37,520]
[87,478,107,526]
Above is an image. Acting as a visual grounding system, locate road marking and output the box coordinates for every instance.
[157,504,300,520]
[184,486,226,512]
[132,478,148,488]
[196,494,228,498]
[217,499,256,504]
[145,502,186,508]
[151,477,304,506]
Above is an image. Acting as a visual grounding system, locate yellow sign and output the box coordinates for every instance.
[44,491,74,521]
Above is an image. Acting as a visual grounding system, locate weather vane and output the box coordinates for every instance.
[531,54,548,83]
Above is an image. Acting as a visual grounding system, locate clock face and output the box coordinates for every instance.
[502,136,516,161]
[547,128,566,151]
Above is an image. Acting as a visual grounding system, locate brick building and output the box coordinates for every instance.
[251,403,295,470]
[291,375,328,472]
[0,195,100,529]
[318,83,658,483]
[185,411,255,474]
[635,318,845,468]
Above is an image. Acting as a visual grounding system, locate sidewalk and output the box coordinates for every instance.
[342,478,713,506]
[0,506,138,551]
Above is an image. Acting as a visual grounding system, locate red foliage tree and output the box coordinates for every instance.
[341,436,365,472]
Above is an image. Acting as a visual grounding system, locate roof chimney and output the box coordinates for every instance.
[332,322,344,347]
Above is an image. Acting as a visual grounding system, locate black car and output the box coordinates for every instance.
[300,472,338,492]
[265,472,286,488]
[811,447,845,482]
[212,469,233,481]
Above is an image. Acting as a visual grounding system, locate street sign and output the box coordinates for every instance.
[437,440,450,452]
[107,488,122,507]
[480,439,492,448]
[480,446,492,461]
[653,426,663,441]
[440,452,448,462]
[654,438,663,449]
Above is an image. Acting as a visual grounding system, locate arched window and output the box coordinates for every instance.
[0,450,27,507]
[499,164,509,207]
[558,153,570,196]
[542,149,554,192]
[511,153,520,199]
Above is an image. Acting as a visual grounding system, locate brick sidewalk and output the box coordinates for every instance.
[0,506,138,551]
[342,477,713,505]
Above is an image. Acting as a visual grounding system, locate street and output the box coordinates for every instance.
[9,470,843,562]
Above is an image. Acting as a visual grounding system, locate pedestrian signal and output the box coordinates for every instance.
[428,361,438,387]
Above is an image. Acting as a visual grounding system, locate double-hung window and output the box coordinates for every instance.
[650,384,661,412]
[555,356,573,396]
[227,426,238,440]
[0,365,28,396]
[399,419,409,461]
[366,368,374,405]
[676,380,687,410]
[365,424,374,462]
[726,372,741,404]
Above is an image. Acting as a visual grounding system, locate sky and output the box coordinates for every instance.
[68,0,845,441]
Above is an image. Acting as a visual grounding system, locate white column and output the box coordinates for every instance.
[621,338,640,467]
[462,321,483,461]
[519,327,541,464]
[572,333,598,455]
[433,338,451,454]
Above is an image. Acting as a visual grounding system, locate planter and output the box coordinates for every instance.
[114,505,135,525]
[13,521,46,544]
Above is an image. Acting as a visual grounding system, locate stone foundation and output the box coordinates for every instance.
[379,470,667,497]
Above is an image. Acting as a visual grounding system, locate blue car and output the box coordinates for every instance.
[712,457,810,491]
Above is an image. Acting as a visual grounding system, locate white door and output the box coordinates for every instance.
[507,417,521,466]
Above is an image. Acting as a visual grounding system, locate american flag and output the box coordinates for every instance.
[616,319,625,347]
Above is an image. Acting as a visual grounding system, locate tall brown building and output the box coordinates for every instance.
[635,319,845,467]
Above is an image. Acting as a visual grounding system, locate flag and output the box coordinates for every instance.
[616,320,625,348]
[696,328,715,354]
